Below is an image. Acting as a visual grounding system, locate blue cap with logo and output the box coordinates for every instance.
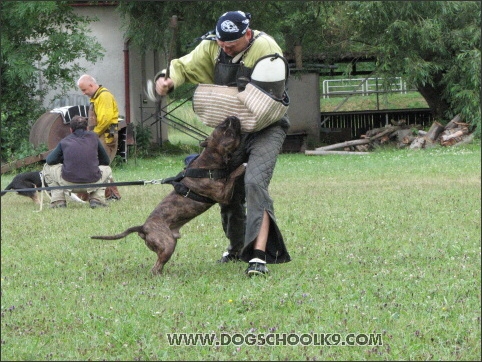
[216,11,251,42]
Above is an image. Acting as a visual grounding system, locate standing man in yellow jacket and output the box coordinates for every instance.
[77,74,121,200]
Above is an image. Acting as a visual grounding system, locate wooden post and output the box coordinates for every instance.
[315,138,370,151]
[294,45,303,69]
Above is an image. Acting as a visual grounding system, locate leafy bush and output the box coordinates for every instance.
[1,2,103,162]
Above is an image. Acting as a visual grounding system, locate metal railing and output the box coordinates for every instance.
[322,77,411,98]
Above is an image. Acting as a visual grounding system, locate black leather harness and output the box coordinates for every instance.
[161,167,230,204]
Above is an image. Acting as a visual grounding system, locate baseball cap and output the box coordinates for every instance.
[215,11,251,42]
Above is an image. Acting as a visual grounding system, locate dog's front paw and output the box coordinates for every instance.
[230,163,246,179]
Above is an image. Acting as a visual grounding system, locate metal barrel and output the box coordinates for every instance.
[29,111,71,150]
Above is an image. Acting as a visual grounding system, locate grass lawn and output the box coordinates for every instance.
[1,143,480,361]
[321,91,429,112]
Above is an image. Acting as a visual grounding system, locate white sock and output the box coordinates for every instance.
[249,258,266,264]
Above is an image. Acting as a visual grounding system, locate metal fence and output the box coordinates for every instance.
[322,77,412,98]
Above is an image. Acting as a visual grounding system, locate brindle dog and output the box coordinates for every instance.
[91,116,245,274]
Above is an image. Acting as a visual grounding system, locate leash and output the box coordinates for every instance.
[38,171,46,212]
[2,166,229,207]
[1,179,165,194]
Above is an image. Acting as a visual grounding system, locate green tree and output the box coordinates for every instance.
[116,1,335,63]
[117,1,283,57]
[344,1,481,131]
[1,1,104,162]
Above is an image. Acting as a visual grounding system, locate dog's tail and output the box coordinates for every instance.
[91,225,144,240]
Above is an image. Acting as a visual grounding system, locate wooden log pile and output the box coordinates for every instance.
[305,114,474,155]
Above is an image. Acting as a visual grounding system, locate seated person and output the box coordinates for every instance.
[43,115,113,208]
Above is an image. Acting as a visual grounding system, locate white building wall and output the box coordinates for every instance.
[42,5,167,142]
[43,6,126,117]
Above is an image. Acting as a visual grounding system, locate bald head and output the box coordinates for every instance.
[77,74,99,97]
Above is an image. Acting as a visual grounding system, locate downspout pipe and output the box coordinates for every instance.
[123,39,131,124]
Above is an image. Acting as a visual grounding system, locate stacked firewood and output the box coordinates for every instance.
[306,114,474,155]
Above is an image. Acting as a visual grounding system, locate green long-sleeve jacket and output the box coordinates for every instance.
[157,30,283,89]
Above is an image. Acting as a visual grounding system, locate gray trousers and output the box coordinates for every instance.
[220,121,291,264]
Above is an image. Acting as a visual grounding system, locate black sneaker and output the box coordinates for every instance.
[217,252,241,263]
[245,262,268,277]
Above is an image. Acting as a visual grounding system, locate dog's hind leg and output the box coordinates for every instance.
[31,192,40,205]
[144,226,178,275]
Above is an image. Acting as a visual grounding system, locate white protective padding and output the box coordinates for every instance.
[250,54,288,82]
[192,55,290,132]
[193,83,288,133]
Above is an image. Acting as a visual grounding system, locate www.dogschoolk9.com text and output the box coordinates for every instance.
[166,333,383,346]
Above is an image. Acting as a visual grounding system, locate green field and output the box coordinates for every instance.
[1,143,480,361]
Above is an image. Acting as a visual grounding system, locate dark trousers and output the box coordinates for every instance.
[220,122,291,264]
